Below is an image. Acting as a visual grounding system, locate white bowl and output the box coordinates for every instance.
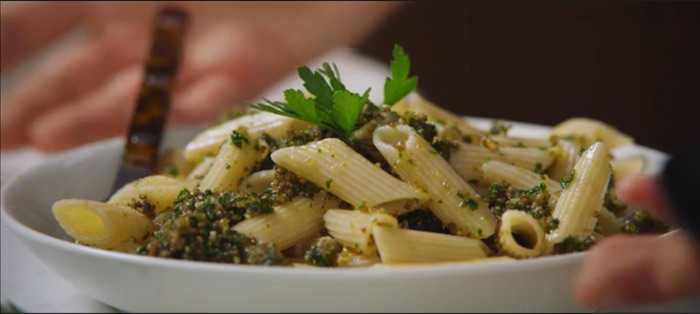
[0,119,677,312]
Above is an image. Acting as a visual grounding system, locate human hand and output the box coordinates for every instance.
[574,174,700,308]
[1,1,399,151]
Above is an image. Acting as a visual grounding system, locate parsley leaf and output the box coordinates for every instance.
[252,62,370,138]
[332,89,370,137]
[384,44,418,106]
[283,89,317,124]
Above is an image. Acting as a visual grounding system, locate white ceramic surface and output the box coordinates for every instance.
[4,118,699,313]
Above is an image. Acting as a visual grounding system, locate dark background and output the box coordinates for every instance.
[355,1,700,154]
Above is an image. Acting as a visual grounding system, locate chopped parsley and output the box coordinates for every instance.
[560,170,575,189]
[325,179,333,190]
[457,192,478,210]
[489,120,512,136]
[304,236,342,267]
[230,129,250,148]
[552,235,598,254]
[432,139,458,161]
[137,188,286,265]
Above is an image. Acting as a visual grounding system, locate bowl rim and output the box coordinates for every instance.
[0,118,668,279]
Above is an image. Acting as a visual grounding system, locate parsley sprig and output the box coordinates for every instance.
[252,44,418,138]
[384,44,418,107]
[252,63,369,138]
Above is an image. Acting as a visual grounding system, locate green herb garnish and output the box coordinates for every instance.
[384,44,418,106]
[230,129,250,148]
[252,63,369,138]
[560,170,576,189]
[1,302,22,314]
[457,192,478,209]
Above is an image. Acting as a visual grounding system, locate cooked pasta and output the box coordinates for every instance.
[373,125,497,238]
[53,199,152,249]
[199,134,269,192]
[449,142,555,182]
[550,117,633,149]
[51,44,667,267]
[184,112,309,162]
[548,138,581,181]
[323,209,398,255]
[271,138,427,208]
[498,210,546,258]
[233,193,340,251]
[548,142,612,243]
[372,226,490,264]
[108,175,196,215]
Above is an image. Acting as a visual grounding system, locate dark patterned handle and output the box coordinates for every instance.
[113,7,189,191]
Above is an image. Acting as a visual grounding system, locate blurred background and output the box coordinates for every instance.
[357,1,700,154]
[2,1,698,153]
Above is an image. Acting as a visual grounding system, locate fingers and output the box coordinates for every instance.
[0,24,146,150]
[28,67,141,152]
[574,233,700,308]
[171,75,238,124]
[617,174,676,224]
[0,2,86,71]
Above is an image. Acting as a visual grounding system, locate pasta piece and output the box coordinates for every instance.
[550,118,633,149]
[108,175,195,214]
[490,135,551,149]
[337,248,382,267]
[199,137,269,193]
[481,160,561,193]
[323,209,398,255]
[498,210,546,258]
[233,193,340,251]
[449,142,554,182]
[186,157,214,181]
[611,156,645,184]
[548,139,581,181]
[53,199,153,249]
[596,207,622,235]
[239,170,275,194]
[372,226,489,264]
[271,138,426,208]
[373,125,496,238]
[184,111,309,162]
[392,93,481,135]
[548,142,611,243]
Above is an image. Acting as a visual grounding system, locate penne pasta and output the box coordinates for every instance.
[372,226,490,264]
[596,207,622,236]
[548,142,611,243]
[271,138,426,208]
[184,111,310,162]
[239,170,276,194]
[481,160,561,193]
[392,93,481,135]
[548,138,581,181]
[53,199,153,249]
[186,157,214,181]
[337,248,382,267]
[108,175,195,215]
[233,193,340,251]
[449,142,555,182]
[199,135,269,193]
[373,125,497,238]
[323,209,398,255]
[498,210,546,258]
[550,117,634,149]
[489,135,551,149]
